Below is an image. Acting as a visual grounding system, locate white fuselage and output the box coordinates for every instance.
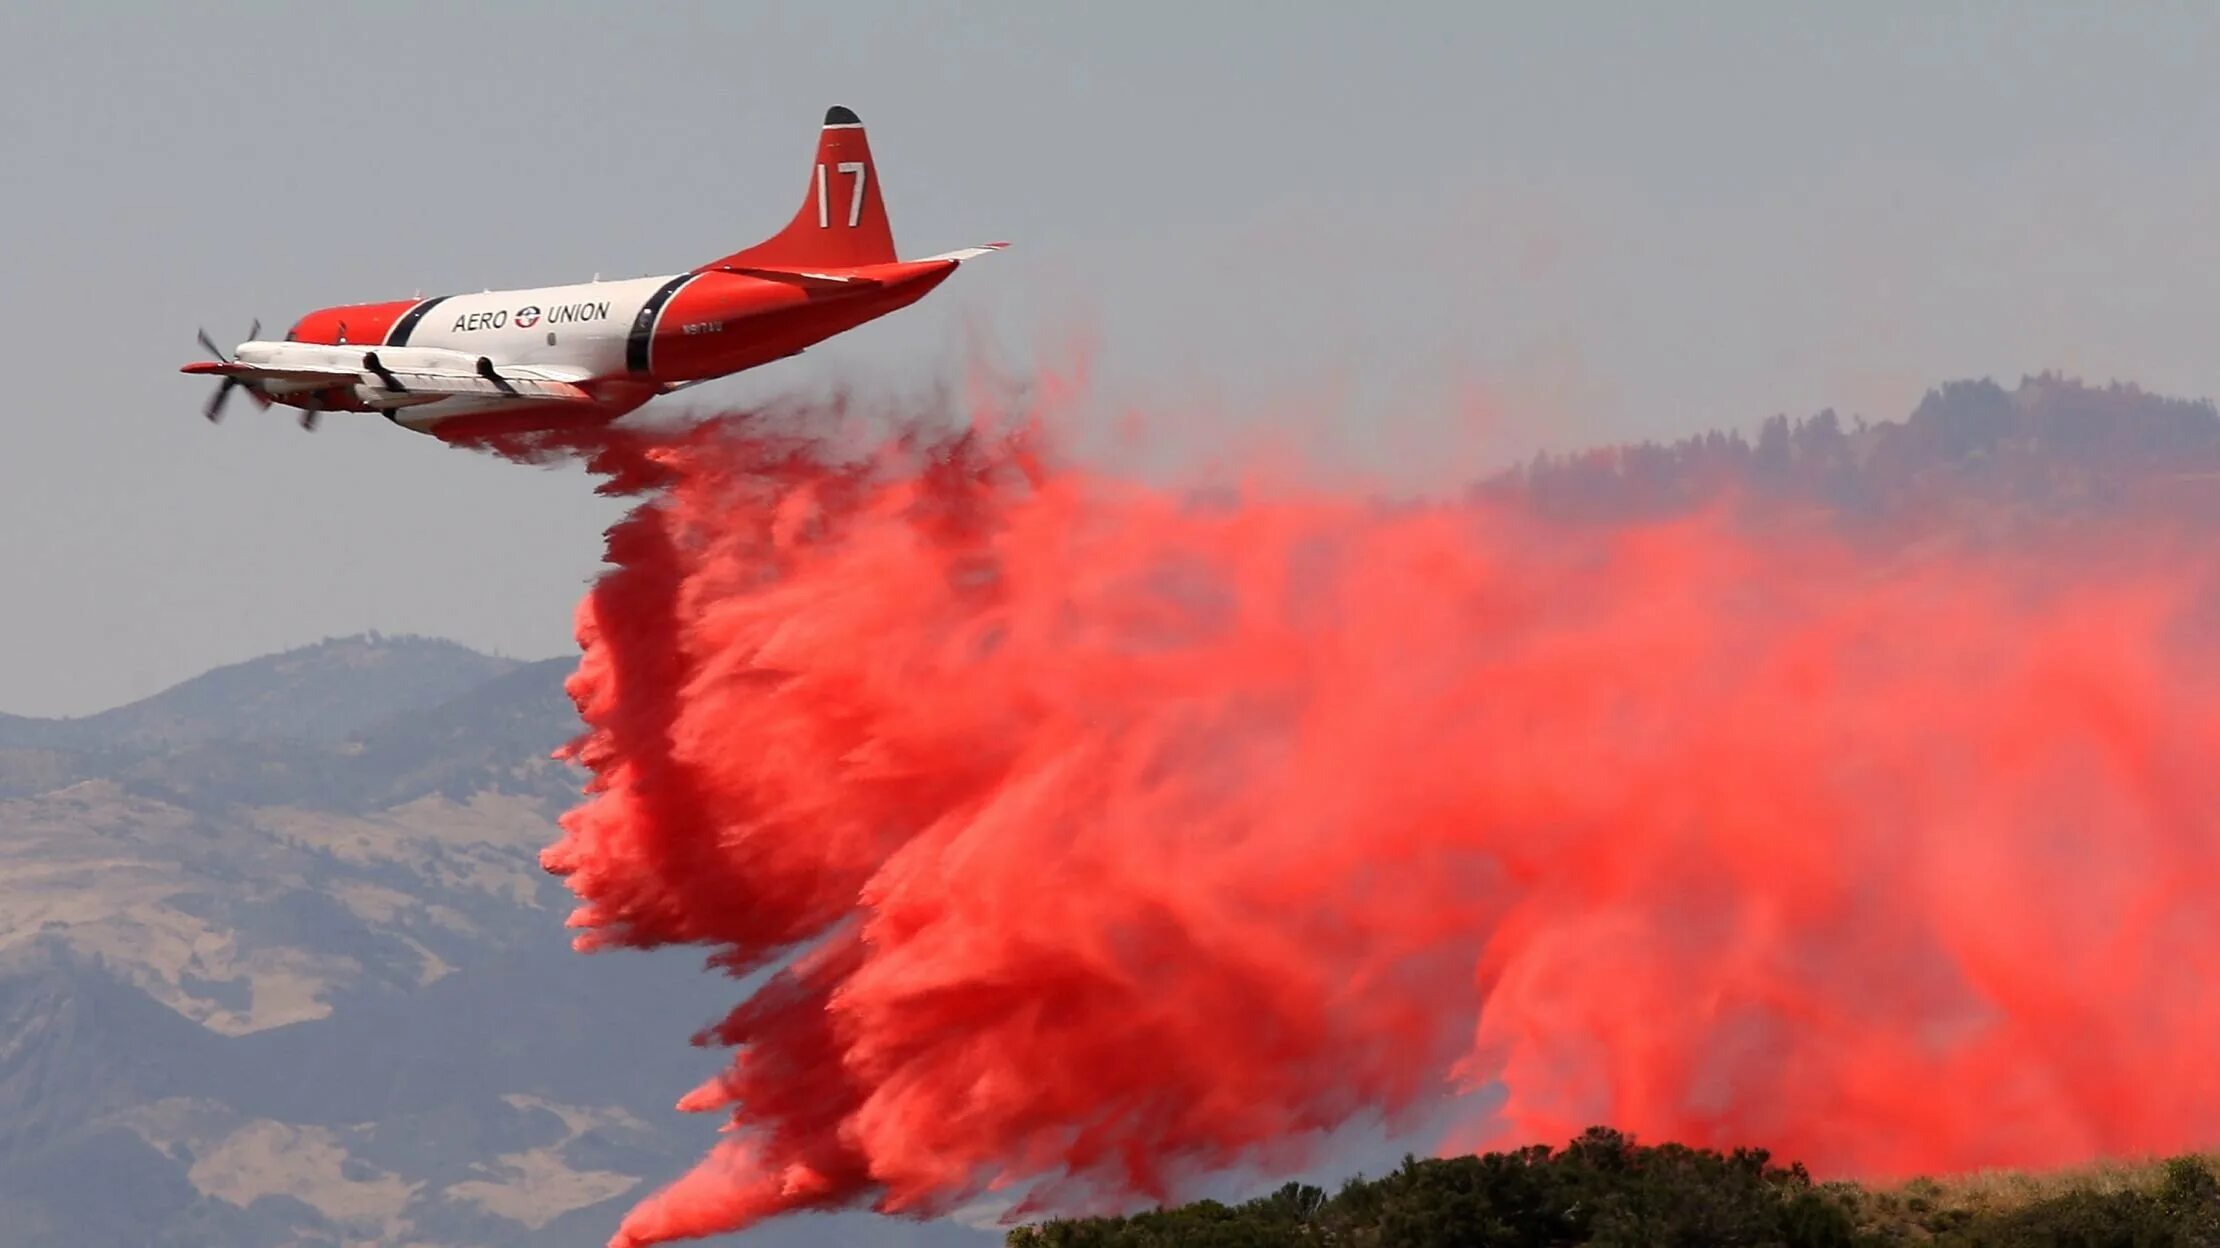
[388,276,678,375]
[228,274,713,430]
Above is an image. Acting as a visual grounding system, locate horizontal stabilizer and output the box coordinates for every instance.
[711,266,884,290]
[919,242,1010,264]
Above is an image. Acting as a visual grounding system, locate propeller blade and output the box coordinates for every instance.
[203,377,238,423]
[195,319,263,425]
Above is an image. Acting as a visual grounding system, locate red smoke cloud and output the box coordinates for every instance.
[471,382,2220,1247]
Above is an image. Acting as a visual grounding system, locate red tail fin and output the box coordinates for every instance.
[699,105,898,273]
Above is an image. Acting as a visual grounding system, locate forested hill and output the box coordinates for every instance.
[1006,1129,2220,1248]
[1484,374,2220,530]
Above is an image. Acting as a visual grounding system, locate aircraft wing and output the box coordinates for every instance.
[365,360,598,403]
[183,356,598,404]
[181,360,358,384]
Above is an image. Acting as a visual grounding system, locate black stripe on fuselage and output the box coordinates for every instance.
[626,274,700,374]
[384,296,451,347]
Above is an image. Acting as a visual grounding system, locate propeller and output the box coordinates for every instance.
[194,319,259,423]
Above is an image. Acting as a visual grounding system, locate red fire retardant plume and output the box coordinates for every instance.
[462,388,2220,1248]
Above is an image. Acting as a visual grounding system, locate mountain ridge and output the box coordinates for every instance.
[0,632,554,753]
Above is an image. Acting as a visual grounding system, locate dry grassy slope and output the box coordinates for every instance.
[0,638,988,1248]
[0,638,974,1248]
[0,780,554,1034]
[1862,1153,2220,1224]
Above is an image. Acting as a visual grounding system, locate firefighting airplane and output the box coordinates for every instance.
[181,106,1004,437]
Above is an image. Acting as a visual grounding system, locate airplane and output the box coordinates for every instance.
[181,106,1004,439]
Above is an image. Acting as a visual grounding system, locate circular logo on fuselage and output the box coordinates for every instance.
[514,305,541,328]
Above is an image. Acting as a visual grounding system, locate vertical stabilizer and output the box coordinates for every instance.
[699,106,898,272]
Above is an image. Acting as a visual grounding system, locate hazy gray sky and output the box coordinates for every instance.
[6,2,2219,717]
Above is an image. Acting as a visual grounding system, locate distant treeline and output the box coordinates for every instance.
[1477,375,2220,532]
[1005,1127,2220,1248]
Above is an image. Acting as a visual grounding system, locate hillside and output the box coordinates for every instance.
[1488,373,2220,536]
[1004,1129,2220,1248]
[0,635,987,1248]
[0,633,519,753]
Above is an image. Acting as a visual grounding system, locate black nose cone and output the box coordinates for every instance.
[825,105,861,126]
